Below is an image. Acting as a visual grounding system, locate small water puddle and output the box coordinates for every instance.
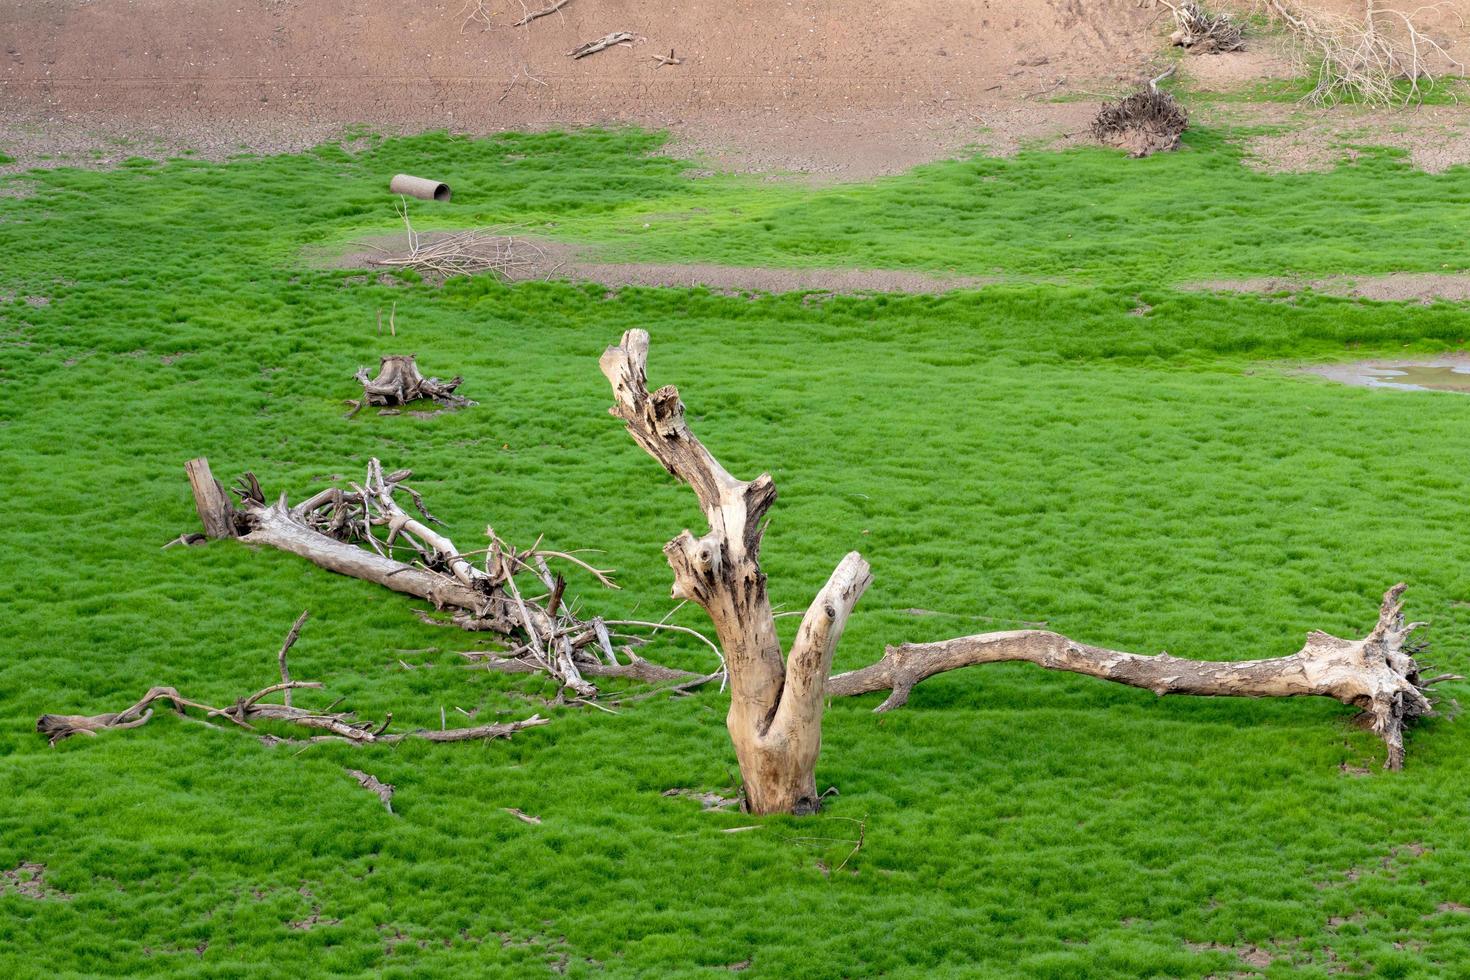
[1307,359,1470,393]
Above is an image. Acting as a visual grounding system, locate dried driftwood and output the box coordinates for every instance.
[182,457,715,701]
[1091,66,1187,157]
[37,614,549,749]
[829,585,1458,770]
[569,32,636,59]
[350,354,472,417]
[602,329,871,815]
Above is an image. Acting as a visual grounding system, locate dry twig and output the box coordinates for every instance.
[514,0,571,27]
[568,32,637,59]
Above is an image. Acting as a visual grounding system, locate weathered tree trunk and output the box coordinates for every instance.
[601,329,872,814]
[827,585,1458,769]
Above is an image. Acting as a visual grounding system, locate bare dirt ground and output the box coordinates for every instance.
[1189,273,1470,303]
[324,234,1006,294]
[7,0,1467,182]
[0,0,1165,180]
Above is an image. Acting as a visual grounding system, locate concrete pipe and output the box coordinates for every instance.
[389,174,452,202]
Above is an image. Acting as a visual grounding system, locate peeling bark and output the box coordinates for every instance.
[827,586,1459,769]
[601,329,871,814]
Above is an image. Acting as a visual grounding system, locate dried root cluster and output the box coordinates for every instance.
[1091,69,1189,157]
[1165,1,1246,52]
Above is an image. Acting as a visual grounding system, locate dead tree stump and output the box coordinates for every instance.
[601,329,872,814]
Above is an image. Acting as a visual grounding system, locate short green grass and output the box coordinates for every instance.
[5,127,1470,977]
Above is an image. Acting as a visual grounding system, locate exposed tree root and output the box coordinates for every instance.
[827,585,1459,769]
[1091,66,1187,157]
[349,354,472,417]
[602,329,871,815]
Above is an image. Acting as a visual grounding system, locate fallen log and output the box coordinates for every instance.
[827,585,1459,769]
[180,457,714,699]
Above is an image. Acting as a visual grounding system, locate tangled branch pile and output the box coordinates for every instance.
[1091,69,1188,157]
[186,457,723,701]
[1262,0,1463,105]
[364,199,543,280]
[1165,1,1245,52]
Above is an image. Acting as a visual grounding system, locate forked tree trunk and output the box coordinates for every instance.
[827,585,1458,769]
[601,329,872,814]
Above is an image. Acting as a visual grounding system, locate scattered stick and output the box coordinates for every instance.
[651,48,683,68]
[514,0,571,27]
[347,769,395,814]
[504,807,542,824]
[569,32,637,59]
[36,617,550,749]
[497,63,549,104]
[459,0,494,32]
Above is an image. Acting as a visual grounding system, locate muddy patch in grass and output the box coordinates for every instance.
[1305,357,1470,394]
[2,862,71,901]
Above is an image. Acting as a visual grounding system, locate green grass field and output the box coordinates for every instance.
[5,125,1470,977]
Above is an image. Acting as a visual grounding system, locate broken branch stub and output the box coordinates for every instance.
[601,329,872,815]
[827,585,1458,769]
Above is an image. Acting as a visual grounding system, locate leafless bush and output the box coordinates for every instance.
[1164,1,1246,52]
[1262,0,1463,105]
